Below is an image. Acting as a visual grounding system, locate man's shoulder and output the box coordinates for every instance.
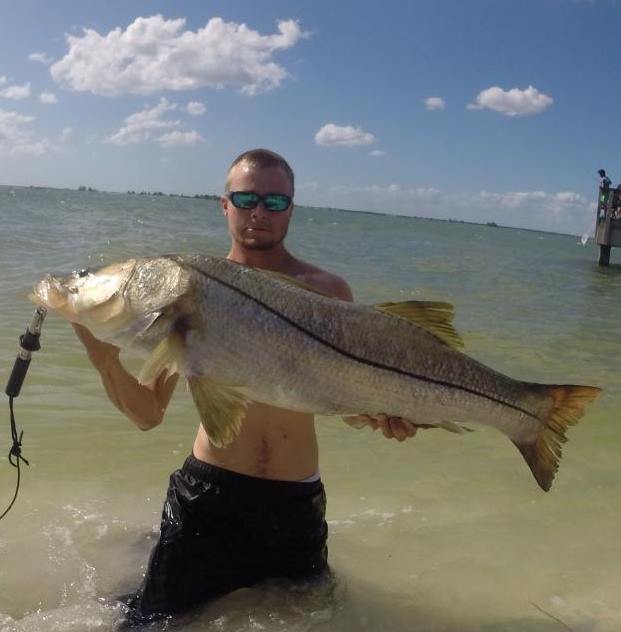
[293,260,353,301]
[306,270,353,301]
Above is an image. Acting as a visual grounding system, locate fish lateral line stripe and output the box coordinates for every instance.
[185,261,537,420]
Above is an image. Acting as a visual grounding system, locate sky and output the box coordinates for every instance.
[0,0,619,235]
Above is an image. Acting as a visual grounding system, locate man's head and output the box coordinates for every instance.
[599,169,607,177]
[222,149,295,251]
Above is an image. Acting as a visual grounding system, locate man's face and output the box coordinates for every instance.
[222,163,294,251]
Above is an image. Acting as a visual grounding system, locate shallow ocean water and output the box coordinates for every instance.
[0,185,619,631]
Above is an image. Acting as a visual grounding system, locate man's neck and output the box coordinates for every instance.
[226,244,298,273]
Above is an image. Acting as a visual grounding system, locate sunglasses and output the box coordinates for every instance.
[228,191,292,212]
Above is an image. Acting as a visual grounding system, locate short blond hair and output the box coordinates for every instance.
[225,148,295,195]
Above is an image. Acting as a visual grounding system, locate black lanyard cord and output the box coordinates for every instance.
[1,307,45,521]
[0,396,28,521]
[8,396,28,467]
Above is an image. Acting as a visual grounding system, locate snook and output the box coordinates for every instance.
[31,254,602,491]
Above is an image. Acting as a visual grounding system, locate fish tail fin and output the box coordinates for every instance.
[514,384,602,491]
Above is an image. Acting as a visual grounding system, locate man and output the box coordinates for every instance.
[73,149,417,623]
[598,168,612,191]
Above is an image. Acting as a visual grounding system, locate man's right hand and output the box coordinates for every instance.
[72,323,120,371]
[343,414,420,442]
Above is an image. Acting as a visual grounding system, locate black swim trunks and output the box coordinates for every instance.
[123,455,328,623]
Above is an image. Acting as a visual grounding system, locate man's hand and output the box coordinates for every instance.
[343,414,419,442]
[72,323,121,371]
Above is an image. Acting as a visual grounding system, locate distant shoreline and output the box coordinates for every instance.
[0,183,581,239]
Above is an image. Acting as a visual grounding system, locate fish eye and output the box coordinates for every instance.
[65,268,91,293]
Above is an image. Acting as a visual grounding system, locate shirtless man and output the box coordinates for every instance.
[73,149,417,622]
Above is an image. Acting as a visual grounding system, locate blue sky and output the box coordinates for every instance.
[0,0,618,234]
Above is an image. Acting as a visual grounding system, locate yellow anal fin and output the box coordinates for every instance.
[188,376,249,448]
[436,420,474,434]
[374,300,464,348]
[138,331,184,385]
[342,416,472,433]
[514,384,602,492]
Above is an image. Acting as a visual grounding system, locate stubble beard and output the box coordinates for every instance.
[236,226,288,251]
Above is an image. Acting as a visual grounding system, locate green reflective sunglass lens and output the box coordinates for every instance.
[264,195,290,211]
[233,192,259,208]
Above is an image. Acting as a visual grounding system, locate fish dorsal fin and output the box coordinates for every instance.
[374,300,464,349]
[261,270,328,296]
[138,331,184,384]
[187,376,249,448]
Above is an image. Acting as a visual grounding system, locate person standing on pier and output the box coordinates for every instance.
[598,169,613,219]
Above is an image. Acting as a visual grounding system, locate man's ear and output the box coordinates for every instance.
[221,195,229,216]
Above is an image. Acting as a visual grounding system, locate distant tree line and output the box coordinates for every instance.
[76,185,220,200]
[125,190,220,200]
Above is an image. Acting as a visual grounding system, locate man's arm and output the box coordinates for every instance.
[72,324,179,430]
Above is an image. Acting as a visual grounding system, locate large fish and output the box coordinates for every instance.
[30,254,601,491]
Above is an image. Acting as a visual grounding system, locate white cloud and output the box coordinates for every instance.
[51,15,306,97]
[0,77,5,86]
[29,52,54,65]
[467,85,553,116]
[156,130,204,147]
[186,101,206,116]
[471,190,591,231]
[477,190,586,216]
[425,97,445,111]
[369,150,386,157]
[39,91,58,104]
[326,183,440,197]
[315,123,376,147]
[104,97,179,145]
[61,127,72,142]
[0,82,31,100]
[105,98,204,148]
[296,184,591,234]
[0,108,55,155]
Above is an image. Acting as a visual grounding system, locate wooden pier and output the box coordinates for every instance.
[595,185,621,266]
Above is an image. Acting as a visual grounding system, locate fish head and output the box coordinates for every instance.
[31,256,194,349]
[30,259,138,325]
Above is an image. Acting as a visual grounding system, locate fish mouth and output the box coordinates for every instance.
[30,274,71,312]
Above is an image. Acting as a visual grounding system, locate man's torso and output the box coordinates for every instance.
[193,402,318,480]
[191,256,351,481]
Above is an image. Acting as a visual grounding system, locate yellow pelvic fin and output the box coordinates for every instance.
[188,376,249,448]
[374,300,464,348]
[514,384,602,492]
[138,331,183,385]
